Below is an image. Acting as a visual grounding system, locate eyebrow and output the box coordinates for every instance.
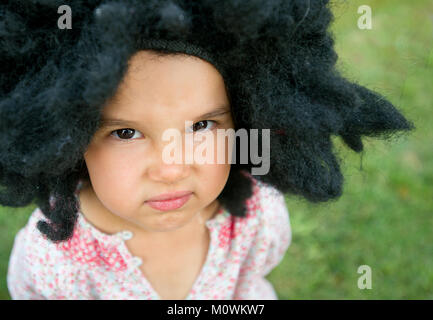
[194,106,231,120]
[99,105,231,128]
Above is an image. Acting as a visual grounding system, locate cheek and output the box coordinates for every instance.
[196,162,231,201]
[192,131,232,195]
[84,145,142,208]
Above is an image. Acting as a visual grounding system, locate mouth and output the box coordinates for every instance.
[145,192,192,212]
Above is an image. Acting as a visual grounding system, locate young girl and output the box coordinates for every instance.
[1,1,413,300]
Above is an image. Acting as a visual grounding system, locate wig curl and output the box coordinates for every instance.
[0,0,414,242]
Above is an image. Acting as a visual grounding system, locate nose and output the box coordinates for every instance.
[147,140,190,184]
[147,162,190,184]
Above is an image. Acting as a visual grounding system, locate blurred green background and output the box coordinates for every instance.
[1,0,432,299]
[269,0,433,299]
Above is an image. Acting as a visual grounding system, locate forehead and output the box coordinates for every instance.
[102,50,230,119]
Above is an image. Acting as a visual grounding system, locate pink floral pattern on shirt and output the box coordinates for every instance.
[7,175,292,300]
[57,227,128,273]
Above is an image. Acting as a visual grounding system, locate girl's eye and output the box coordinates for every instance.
[110,128,143,141]
[188,120,217,133]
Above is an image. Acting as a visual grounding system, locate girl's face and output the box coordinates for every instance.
[83,50,234,235]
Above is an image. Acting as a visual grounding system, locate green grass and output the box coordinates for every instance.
[1,0,432,299]
[268,0,433,299]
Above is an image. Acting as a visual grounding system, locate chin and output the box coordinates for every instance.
[150,212,193,231]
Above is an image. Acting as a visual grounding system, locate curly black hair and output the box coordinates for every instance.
[0,0,414,243]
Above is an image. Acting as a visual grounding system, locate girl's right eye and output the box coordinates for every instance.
[110,128,143,141]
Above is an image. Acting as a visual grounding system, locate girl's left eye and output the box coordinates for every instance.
[187,120,217,133]
[110,128,143,141]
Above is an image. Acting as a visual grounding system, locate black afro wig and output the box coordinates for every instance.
[0,0,415,242]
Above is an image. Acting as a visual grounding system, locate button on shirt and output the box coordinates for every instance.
[7,176,292,300]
